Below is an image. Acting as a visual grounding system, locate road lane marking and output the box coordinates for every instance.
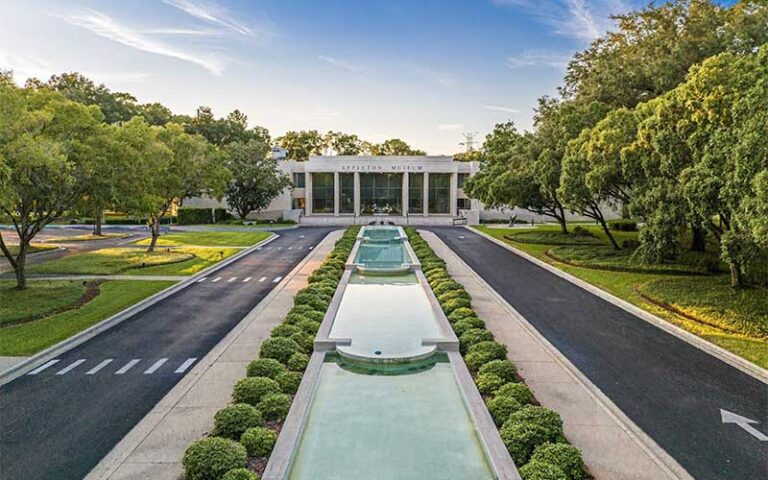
[197,277,208,283]
[227,277,237,283]
[259,277,267,282]
[299,235,305,238]
[175,358,197,373]
[276,246,283,250]
[272,276,282,283]
[86,359,114,375]
[144,358,168,374]
[243,277,252,282]
[308,245,314,250]
[115,359,141,375]
[287,246,293,250]
[28,360,60,375]
[56,359,86,375]
[256,247,262,251]
[721,409,768,441]
[211,277,222,283]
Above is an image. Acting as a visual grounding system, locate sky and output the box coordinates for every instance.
[0,0,652,154]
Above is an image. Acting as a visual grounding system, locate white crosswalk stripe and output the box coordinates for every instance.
[227,277,237,283]
[211,277,222,283]
[115,359,141,375]
[86,359,114,375]
[175,358,197,373]
[259,277,267,282]
[56,359,86,375]
[243,277,252,282]
[27,359,60,375]
[144,358,168,374]
[287,246,293,250]
[197,277,208,283]
[273,276,283,283]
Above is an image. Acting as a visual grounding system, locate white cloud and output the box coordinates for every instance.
[0,50,151,85]
[141,27,223,36]
[57,9,226,75]
[492,0,629,41]
[318,55,360,74]
[162,0,255,37]
[506,51,571,69]
[437,123,464,131]
[481,104,521,114]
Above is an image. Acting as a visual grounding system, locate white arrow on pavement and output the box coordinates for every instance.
[720,409,768,441]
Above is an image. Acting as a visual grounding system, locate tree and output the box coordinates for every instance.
[138,102,173,126]
[0,82,104,289]
[185,107,270,147]
[369,138,426,156]
[275,130,326,161]
[224,140,292,219]
[323,131,363,155]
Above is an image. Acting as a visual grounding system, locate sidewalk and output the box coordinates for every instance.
[85,230,342,480]
[421,230,685,480]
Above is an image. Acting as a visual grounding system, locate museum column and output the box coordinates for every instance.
[401,172,408,217]
[450,172,458,216]
[333,172,340,217]
[423,172,429,216]
[353,172,361,216]
[305,172,313,216]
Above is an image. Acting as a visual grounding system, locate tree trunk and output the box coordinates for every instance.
[557,204,568,234]
[690,225,706,252]
[729,260,743,289]
[93,208,103,236]
[13,243,27,290]
[599,217,621,250]
[147,217,160,253]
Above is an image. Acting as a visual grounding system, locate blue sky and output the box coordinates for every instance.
[1,0,651,153]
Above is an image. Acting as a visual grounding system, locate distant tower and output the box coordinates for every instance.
[460,132,478,152]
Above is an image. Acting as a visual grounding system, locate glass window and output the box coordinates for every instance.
[292,197,305,212]
[408,173,423,214]
[360,173,402,215]
[457,173,469,189]
[293,172,305,188]
[457,198,471,210]
[339,173,354,214]
[311,173,334,214]
[428,173,451,214]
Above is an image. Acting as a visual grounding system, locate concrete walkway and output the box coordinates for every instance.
[85,230,342,480]
[421,230,680,480]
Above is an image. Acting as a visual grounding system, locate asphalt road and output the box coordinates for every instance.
[0,227,333,480]
[428,227,768,480]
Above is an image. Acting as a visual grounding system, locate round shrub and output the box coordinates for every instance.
[426,269,450,283]
[452,316,485,336]
[485,395,523,427]
[290,331,314,354]
[284,312,310,325]
[260,337,301,364]
[275,371,302,394]
[508,405,564,441]
[287,352,309,371]
[519,461,568,480]
[495,382,534,405]
[478,360,517,383]
[465,341,507,370]
[438,290,471,305]
[222,468,260,480]
[183,437,247,480]
[459,328,494,354]
[240,426,277,458]
[432,280,462,296]
[212,404,264,440]
[296,319,321,336]
[246,358,286,379]
[475,373,505,395]
[499,421,556,465]
[447,307,477,324]
[288,304,316,316]
[293,292,330,311]
[270,324,302,338]
[232,377,281,406]
[303,283,337,297]
[530,442,587,480]
[257,393,292,422]
[302,309,326,323]
[441,297,471,315]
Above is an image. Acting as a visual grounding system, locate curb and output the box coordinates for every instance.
[84,230,340,480]
[0,234,280,386]
[425,230,693,480]
[466,226,768,384]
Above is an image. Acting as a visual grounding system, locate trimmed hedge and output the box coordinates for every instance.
[178,207,232,225]
[184,226,360,479]
[404,227,587,476]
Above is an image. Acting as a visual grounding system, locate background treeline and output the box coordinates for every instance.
[465,0,768,287]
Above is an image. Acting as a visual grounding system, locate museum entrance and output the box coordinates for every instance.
[360,172,402,215]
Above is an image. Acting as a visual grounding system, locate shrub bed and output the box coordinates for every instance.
[183,226,360,479]
[404,227,589,478]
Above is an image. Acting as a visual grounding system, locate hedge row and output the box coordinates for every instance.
[182,226,361,480]
[404,227,589,480]
[178,207,234,225]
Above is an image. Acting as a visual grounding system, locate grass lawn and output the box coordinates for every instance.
[504,230,605,246]
[28,248,194,275]
[4,244,58,255]
[133,230,271,247]
[474,226,768,369]
[0,280,174,356]
[0,281,86,327]
[43,233,130,242]
[547,245,718,275]
[136,247,241,276]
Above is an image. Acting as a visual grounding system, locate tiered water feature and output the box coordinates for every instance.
[263,227,518,480]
